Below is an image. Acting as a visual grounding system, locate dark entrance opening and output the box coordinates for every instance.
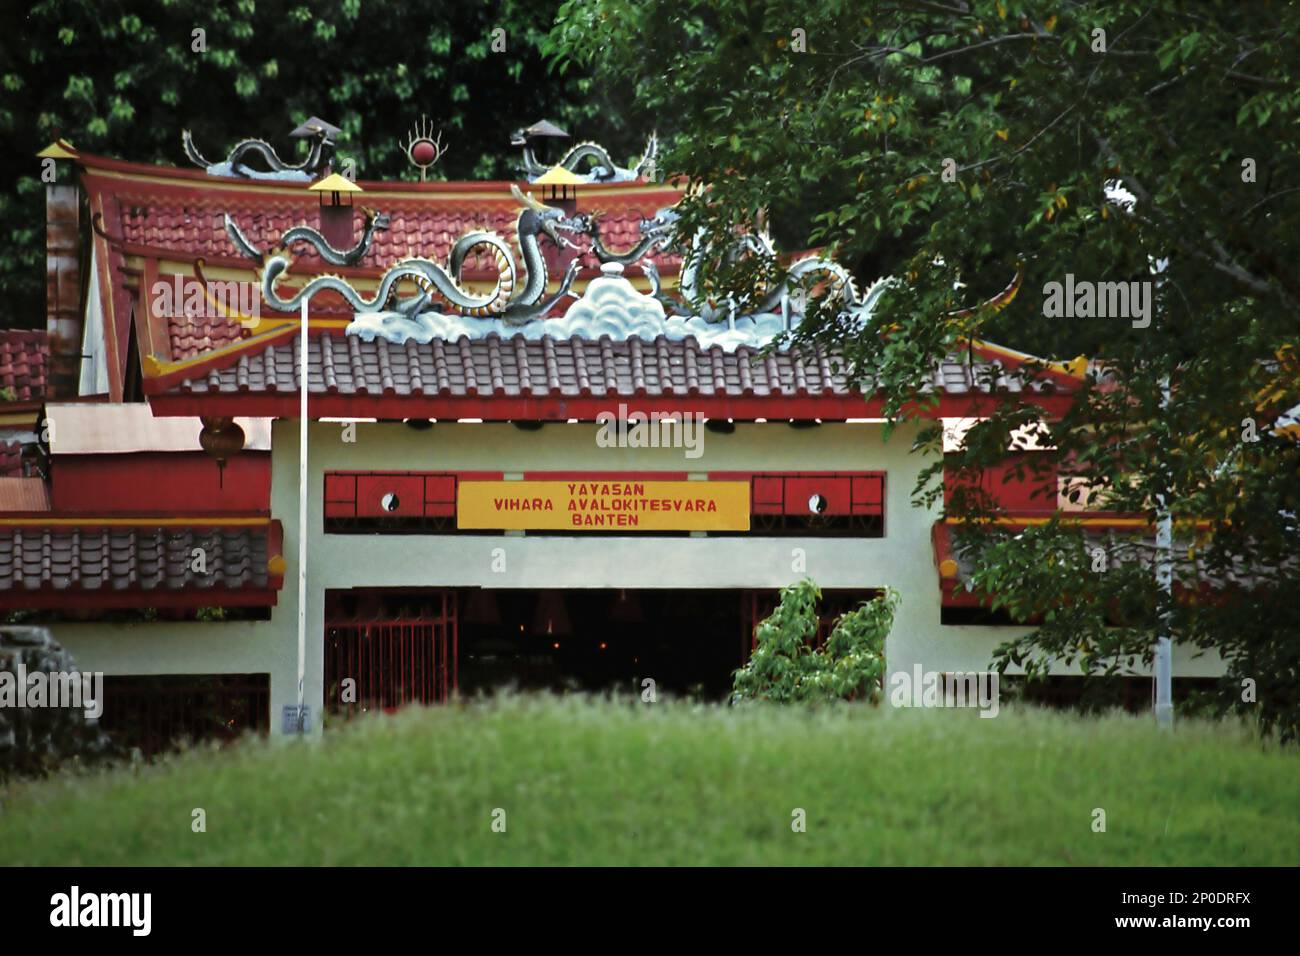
[459,589,745,700]
[325,587,884,712]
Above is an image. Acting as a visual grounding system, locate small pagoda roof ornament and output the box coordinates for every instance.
[522,120,569,139]
[290,117,342,141]
[36,139,77,160]
[531,164,585,187]
[309,173,362,194]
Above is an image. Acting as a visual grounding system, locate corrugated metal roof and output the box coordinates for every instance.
[0,478,50,512]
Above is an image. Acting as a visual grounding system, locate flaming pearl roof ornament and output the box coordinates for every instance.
[404,114,448,181]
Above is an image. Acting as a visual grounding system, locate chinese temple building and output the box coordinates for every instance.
[3,124,1224,749]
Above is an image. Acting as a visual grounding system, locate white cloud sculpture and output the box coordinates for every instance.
[346,262,798,352]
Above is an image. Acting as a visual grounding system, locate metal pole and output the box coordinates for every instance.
[297,300,309,731]
[1154,375,1173,728]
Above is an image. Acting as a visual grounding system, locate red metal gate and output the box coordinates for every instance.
[324,591,458,717]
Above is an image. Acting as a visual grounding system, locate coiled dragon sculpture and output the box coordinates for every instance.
[513,131,659,183]
[183,127,335,182]
[224,186,586,325]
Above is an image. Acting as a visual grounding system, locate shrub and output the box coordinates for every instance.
[732,581,897,704]
[0,626,117,780]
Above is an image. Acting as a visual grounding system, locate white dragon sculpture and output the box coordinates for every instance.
[578,206,860,330]
[224,185,587,325]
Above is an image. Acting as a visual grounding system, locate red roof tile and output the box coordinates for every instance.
[168,317,250,361]
[0,330,50,401]
[121,200,589,265]
[119,201,682,283]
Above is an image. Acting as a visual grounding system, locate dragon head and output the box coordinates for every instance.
[510,184,587,251]
[360,207,392,233]
[638,205,681,241]
[509,128,529,147]
[566,210,600,237]
[544,212,588,251]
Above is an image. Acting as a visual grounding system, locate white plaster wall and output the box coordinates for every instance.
[51,418,1223,735]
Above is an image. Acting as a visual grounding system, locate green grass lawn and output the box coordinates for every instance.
[1,697,1296,865]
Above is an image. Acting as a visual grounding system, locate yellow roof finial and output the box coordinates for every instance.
[37,139,77,160]
[309,173,362,194]
[532,165,585,187]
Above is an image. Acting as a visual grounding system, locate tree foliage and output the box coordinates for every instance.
[554,0,1300,737]
[732,581,894,704]
[1,0,648,323]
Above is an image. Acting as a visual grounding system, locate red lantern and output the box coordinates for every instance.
[199,416,246,488]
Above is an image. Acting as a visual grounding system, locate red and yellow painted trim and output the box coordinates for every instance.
[944,513,1215,530]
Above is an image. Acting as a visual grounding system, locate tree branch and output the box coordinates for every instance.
[919,33,1055,64]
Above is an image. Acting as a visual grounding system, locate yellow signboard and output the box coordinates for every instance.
[457,480,751,531]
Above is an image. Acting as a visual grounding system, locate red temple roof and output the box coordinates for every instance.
[69,151,1084,421]
[77,151,686,398]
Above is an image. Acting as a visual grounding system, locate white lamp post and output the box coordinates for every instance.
[295,299,309,732]
[290,173,363,733]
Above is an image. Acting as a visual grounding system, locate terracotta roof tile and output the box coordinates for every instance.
[0,330,50,401]
[168,317,249,361]
[119,199,678,272]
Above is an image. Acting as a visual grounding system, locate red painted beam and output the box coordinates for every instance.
[52,453,270,514]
